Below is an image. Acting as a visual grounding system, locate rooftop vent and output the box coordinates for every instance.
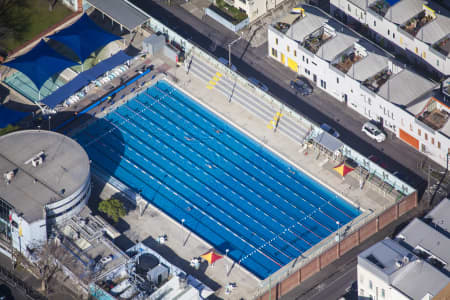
[402,255,410,264]
[24,151,45,168]
[395,260,403,268]
[3,170,16,184]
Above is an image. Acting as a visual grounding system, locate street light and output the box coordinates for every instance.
[181,218,186,246]
[225,248,230,276]
[48,116,51,131]
[228,34,243,69]
[336,221,341,257]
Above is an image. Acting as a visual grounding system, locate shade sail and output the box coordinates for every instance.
[0,106,29,128]
[333,163,354,177]
[201,250,223,264]
[48,14,121,62]
[3,40,77,90]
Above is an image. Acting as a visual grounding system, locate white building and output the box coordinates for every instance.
[268,5,450,168]
[358,198,450,299]
[329,0,450,77]
[358,239,449,300]
[0,130,91,258]
[222,0,290,22]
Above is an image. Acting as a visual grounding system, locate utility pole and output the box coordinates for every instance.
[228,34,243,68]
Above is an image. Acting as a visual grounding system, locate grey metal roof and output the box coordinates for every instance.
[359,238,413,276]
[416,12,450,46]
[0,130,90,222]
[87,0,149,31]
[347,40,389,81]
[397,218,450,271]
[285,6,328,42]
[391,259,450,300]
[377,69,436,106]
[317,30,358,61]
[426,198,450,235]
[384,0,425,25]
[312,132,343,152]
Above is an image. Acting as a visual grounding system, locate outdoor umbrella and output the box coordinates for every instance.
[333,162,355,177]
[201,249,223,265]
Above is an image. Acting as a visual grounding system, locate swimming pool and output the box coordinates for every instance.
[75,80,360,279]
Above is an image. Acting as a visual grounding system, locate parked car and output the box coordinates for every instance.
[321,123,340,138]
[248,77,269,92]
[290,77,313,96]
[362,121,386,142]
[218,57,237,72]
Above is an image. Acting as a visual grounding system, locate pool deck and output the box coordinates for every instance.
[68,51,401,299]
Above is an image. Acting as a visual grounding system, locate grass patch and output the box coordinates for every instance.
[0,124,20,136]
[0,0,72,53]
[214,0,248,24]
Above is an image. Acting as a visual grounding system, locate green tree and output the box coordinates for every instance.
[98,198,126,222]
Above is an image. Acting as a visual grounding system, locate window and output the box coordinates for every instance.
[425,133,428,141]
[438,141,441,149]
[271,48,278,57]
[360,274,364,284]
[348,4,351,12]
[437,60,440,66]
[302,55,305,62]
[368,98,372,105]
[418,129,421,136]
[337,77,339,84]
[360,289,365,296]
[374,20,376,27]
[294,50,297,57]
[410,123,413,131]
[431,137,434,145]
[287,45,290,52]
[369,280,373,289]
[415,47,418,54]
[275,38,278,45]
[382,288,385,298]
[388,29,390,36]
[360,12,363,19]
[393,33,395,38]
[306,58,309,64]
[422,51,426,58]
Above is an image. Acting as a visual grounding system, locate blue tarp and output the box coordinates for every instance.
[48,14,121,62]
[0,106,29,128]
[3,40,77,90]
[42,50,132,108]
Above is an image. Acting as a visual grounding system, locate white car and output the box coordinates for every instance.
[248,77,269,92]
[218,57,237,72]
[362,122,386,142]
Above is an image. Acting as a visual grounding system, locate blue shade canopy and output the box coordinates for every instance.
[0,105,29,128]
[48,14,121,62]
[3,40,77,90]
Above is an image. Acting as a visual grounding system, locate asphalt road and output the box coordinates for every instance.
[129,0,446,194]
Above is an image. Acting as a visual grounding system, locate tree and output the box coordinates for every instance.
[98,198,126,222]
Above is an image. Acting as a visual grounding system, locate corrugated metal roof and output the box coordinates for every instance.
[378,69,436,106]
[285,6,328,42]
[425,198,450,234]
[87,0,149,31]
[416,13,450,45]
[348,40,389,81]
[391,260,450,300]
[384,0,424,24]
[317,31,358,61]
[397,218,450,271]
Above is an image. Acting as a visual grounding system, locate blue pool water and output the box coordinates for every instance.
[75,80,360,279]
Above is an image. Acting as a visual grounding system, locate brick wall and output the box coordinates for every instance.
[378,205,397,230]
[257,191,418,300]
[339,231,359,255]
[319,244,338,269]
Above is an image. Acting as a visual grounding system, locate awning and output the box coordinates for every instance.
[312,132,344,153]
[87,0,150,31]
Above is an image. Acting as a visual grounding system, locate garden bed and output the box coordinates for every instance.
[210,0,248,25]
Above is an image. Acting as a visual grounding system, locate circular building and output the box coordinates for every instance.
[0,130,91,255]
